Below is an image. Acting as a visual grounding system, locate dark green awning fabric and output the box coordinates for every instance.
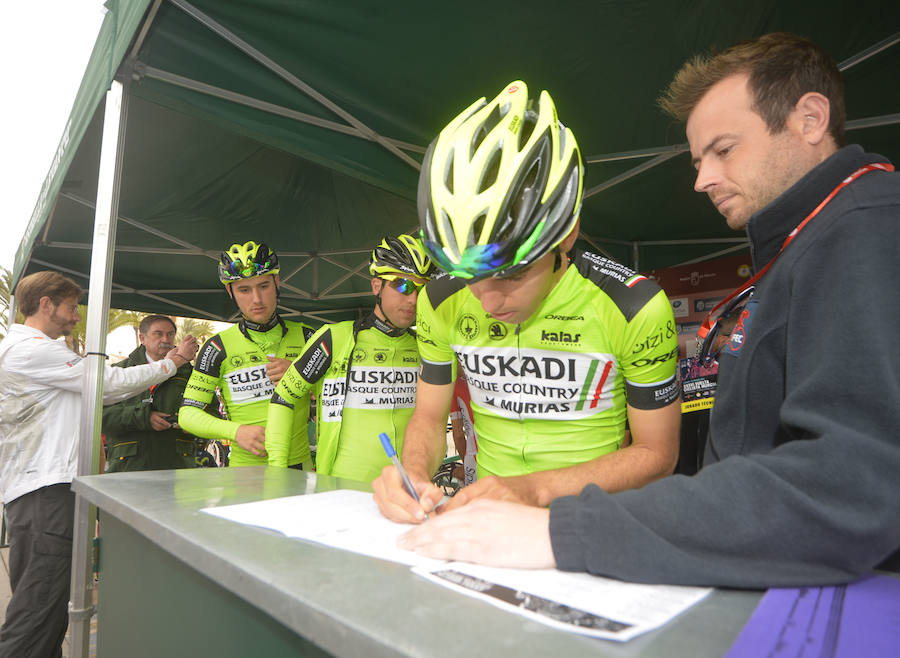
[15,0,900,323]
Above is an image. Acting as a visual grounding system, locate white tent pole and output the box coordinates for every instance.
[69,79,129,658]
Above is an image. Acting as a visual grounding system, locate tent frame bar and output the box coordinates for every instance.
[30,258,230,321]
[584,109,900,167]
[168,0,421,169]
[59,190,376,257]
[584,150,684,198]
[139,65,426,154]
[128,0,164,60]
[669,242,753,267]
[838,30,900,70]
[581,29,900,187]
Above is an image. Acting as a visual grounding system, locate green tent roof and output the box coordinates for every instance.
[15,0,900,323]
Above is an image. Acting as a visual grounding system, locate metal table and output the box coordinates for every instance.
[72,468,761,657]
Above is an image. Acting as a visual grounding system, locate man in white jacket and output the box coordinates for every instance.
[0,271,198,658]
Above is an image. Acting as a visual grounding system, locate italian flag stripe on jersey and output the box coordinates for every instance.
[625,274,647,288]
[575,359,599,411]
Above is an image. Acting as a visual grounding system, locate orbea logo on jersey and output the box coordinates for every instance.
[452,345,618,420]
[545,314,584,321]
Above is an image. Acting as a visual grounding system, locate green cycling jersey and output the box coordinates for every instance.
[267,313,420,482]
[417,250,679,478]
[179,316,314,466]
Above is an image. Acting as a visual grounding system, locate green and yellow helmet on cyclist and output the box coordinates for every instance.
[218,241,280,287]
[418,80,584,280]
[369,234,435,327]
[369,233,436,288]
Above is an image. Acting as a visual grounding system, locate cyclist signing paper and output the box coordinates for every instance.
[374,81,680,522]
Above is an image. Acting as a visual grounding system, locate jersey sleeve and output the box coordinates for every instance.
[5,337,178,405]
[618,288,679,409]
[416,284,457,386]
[178,335,239,441]
[266,325,332,466]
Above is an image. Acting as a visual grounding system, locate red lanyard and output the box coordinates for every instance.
[698,162,894,339]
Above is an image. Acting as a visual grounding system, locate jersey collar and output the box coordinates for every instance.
[238,314,287,340]
[361,312,408,338]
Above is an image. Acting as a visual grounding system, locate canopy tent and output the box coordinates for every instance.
[15,0,900,324]
[10,4,900,655]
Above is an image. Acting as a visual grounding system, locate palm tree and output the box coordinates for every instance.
[0,266,12,340]
[177,317,215,344]
[64,307,143,356]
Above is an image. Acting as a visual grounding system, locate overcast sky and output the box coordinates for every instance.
[0,1,106,274]
[0,2,232,355]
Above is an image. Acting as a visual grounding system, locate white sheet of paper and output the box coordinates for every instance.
[413,562,712,642]
[201,489,444,568]
[203,489,711,642]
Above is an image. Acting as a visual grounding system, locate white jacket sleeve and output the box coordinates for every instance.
[5,337,176,403]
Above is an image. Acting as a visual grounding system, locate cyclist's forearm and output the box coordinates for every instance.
[178,404,239,442]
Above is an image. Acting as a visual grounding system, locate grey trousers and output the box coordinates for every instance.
[0,484,75,658]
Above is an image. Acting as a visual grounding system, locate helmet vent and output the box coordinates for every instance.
[444,148,455,194]
[471,105,502,159]
[478,147,502,194]
[439,209,458,258]
[472,212,487,243]
[518,109,538,151]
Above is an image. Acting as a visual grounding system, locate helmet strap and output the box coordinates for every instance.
[552,248,562,273]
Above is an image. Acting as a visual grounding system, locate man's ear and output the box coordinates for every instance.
[38,296,55,314]
[371,278,384,296]
[794,92,831,146]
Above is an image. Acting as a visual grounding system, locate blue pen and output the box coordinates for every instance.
[379,432,427,517]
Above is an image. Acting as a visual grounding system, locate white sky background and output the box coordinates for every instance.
[0,1,106,273]
[0,2,230,356]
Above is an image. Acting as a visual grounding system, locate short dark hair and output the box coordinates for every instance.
[15,271,83,318]
[659,32,846,147]
[139,314,176,335]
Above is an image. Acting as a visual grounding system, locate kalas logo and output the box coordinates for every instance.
[541,330,581,343]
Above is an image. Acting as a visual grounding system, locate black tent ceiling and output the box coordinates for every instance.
[15,0,900,324]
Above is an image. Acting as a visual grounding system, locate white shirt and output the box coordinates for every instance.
[0,324,179,503]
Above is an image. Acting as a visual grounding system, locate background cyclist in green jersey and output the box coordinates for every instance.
[374,81,681,523]
[179,241,315,467]
[267,234,436,481]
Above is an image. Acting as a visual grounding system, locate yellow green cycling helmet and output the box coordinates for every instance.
[418,80,583,280]
[369,234,436,281]
[218,241,280,284]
